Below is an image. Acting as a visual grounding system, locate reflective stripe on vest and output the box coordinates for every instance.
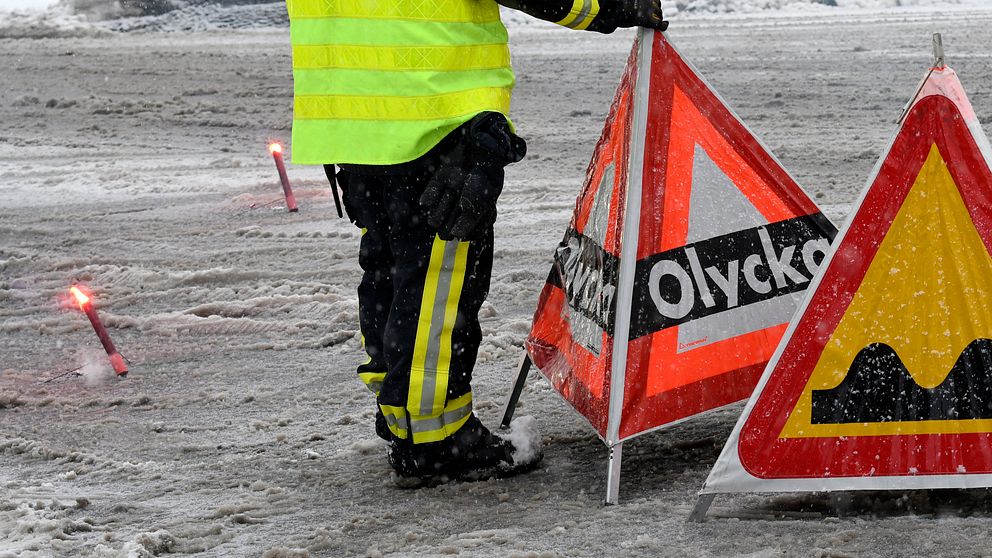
[294,87,511,121]
[286,0,514,165]
[288,0,499,23]
[292,44,510,72]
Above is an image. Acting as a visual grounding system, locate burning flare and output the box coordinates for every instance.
[268,140,298,212]
[68,284,128,377]
[69,286,91,310]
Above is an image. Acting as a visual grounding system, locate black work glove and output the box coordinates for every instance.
[419,113,527,240]
[613,0,668,31]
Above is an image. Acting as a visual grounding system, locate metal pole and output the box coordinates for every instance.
[605,442,624,505]
[500,352,532,428]
[602,27,654,507]
[932,33,946,69]
[688,493,716,523]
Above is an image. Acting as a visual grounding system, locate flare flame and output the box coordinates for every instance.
[69,286,91,310]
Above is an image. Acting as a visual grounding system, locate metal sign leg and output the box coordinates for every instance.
[605,442,624,505]
[688,493,716,523]
[932,32,946,69]
[500,352,533,429]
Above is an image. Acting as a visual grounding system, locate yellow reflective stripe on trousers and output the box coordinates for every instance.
[292,43,510,72]
[556,0,600,30]
[380,394,473,443]
[287,0,500,22]
[410,392,473,444]
[359,331,372,364]
[294,87,510,121]
[358,371,386,395]
[380,404,410,439]
[409,236,470,417]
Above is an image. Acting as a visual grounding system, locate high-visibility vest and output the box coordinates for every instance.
[286,0,515,166]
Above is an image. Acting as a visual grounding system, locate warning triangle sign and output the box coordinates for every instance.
[524,29,836,455]
[700,65,992,498]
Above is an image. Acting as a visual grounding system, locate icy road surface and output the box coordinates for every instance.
[3,7,992,557]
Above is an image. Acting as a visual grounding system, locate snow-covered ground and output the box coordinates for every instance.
[2,3,992,557]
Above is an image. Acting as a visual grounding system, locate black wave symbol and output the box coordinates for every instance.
[811,339,992,424]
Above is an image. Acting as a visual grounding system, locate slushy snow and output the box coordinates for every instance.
[3,1,992,557]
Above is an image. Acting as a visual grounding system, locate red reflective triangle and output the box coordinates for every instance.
[527,32,834,442]
[617,34,834,440]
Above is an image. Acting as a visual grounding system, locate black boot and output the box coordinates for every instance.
[374,409,391,441]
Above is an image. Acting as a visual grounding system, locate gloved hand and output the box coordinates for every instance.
[614,0,668,31]
[419,113,527,240]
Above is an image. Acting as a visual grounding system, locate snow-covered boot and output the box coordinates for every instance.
[388,414,543,486]
[445,415,543,480]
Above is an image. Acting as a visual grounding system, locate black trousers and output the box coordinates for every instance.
[335,159,495,446]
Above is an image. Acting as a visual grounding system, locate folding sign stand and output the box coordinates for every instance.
[692,35,992,521]
[500,354,532,429]
[503,28,835,505]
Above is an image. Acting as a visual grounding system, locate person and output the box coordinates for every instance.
[285,0,668,482]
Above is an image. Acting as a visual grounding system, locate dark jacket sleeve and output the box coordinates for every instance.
[496,0,624,34]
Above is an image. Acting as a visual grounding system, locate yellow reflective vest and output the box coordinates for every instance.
[286,0,515,165]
